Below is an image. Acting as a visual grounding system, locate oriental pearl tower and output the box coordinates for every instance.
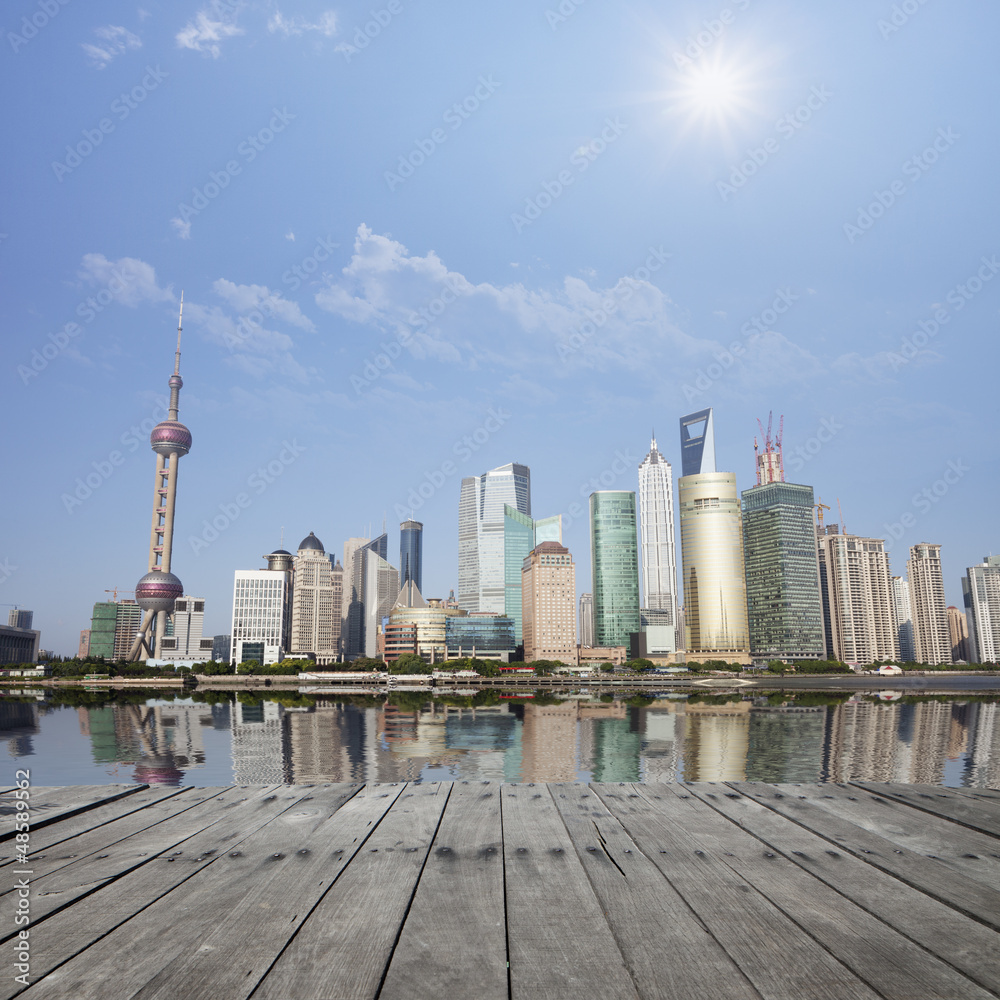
[128,296,192,661]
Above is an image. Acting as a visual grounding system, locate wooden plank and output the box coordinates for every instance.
[502,783,639,1000]
[594,784,882,1000]
[21,783,368,1000]
[731,782,1000,931]
[791,783,1000,887]
[379,781,508,1000]
[254,783,450,1000]
[644,783,995,1000]
[549,782,762,1000]
[0,785,318,1000]
[852,781,1000,838]
[0,785,147,839]
[685,783,1000,996]
[0,785,194,864]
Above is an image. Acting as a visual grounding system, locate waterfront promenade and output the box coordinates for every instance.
[2,780,999,999]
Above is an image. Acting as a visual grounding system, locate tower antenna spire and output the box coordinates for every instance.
[174,292,184,376]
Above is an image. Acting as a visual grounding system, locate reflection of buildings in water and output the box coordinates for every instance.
[947,702,972,760]
[232,700,288,784]
[77,702,214,784]
[968,702,1000,789]
[521,702,578,782]
[443,706,517,782]
[1,700,41,757]
[682,701,750,782]
[640,704,684,783]
[592,710,642,784]
[746,706,826,784]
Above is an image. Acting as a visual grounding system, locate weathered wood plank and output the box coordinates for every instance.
[685,783,1000,996]
[0,785,315,1000]
[791,783,1000,887]
[852,781,1000,838]
[379,781,508,1000]
[0,785,147,840]
[594,784,882,1000]
[254,783,450,1000]
[731,782,1000,931]
[502,782,639,1000]
[549,782,762,1000]
[43,783,372,1000]
[646,783,995,1000]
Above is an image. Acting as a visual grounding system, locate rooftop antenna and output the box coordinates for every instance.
[279,526,285,549]
[174,291,184,376]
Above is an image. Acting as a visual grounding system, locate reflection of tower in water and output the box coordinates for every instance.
[682,701,750,782]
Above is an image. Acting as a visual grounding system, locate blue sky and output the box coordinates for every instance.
[4,0,998,654]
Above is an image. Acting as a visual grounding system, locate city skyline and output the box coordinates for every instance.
[4,3,997,654]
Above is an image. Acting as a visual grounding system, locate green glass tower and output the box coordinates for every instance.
[503,505,561,644]
[589,492,640,647]
[741,481,825,660]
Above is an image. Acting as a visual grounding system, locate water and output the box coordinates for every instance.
[3,688,999,787]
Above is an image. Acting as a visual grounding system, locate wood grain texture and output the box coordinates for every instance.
[0,785,146,840]
[851,781,1000,838]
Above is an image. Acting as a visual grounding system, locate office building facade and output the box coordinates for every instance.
[589,492,641,648]
[7,610,33,630]
[964,556,1000,664]
[445,615,516,660]
[159,596,215,662]
[908,543,952,666]
[521,541,577,663]
[741,482,824,661]
[231,570,289,665]
[503,505,561,645]
[400,520,423,591]
[290,532,343,663]
[638,435,678,645]
[579,593,594,647]
[89,600,142,660]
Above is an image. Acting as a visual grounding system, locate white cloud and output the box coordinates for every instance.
[212,279,316,331]
[176,9,244,57]
[83,25,141,68]
[78,254,174,307]
[285,231,295,241]
[268,11,337,37]
[170,217,192,240]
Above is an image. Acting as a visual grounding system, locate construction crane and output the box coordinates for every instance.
[105,588,135,602]
[837,498,847,535]
[754,411,785,485]
[815,497,832,527]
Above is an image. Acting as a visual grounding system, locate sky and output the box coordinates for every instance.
[3,0,999,655]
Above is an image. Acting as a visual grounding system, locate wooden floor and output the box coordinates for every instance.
[2,781,1000,1000]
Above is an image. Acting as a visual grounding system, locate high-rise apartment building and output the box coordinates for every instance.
[677,409,750,663]
[399,520,423,592]
[231,570,290,665]
[89,600,142,660]
[7,610,33,630]
[521,541,577,663]
[459,463,530,614]
[78,629,91,658]
[579,593,594,647]
[964,556,1000,664]
[589,492,640,648]
[892,576,916,662]
[741,481,824,661]
[638,435,678,652]
[947,606,970,663]
[820,534,898,664]
[290,532,343,663]
[503,505,561,645]
[908,543,952,666]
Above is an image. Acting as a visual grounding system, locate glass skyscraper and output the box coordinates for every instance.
[399,520,423,591]
[741,482,825,661]
[503,505,561,645]
[458,463,530,614]
[589,491,640,647]
[638,434,678,651]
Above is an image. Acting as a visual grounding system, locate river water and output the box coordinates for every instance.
[3,688,999,787]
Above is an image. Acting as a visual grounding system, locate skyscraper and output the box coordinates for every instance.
[231,570,289,665]
[589,492,640,647]
[741,481,824,661]
[521,541,577,663]
[947,606,970,663]
[129,299,191,661]
[290,532,343,663]
[579,593,594,647]
[7,610,33,630]
[158,596,215,663]
[677,408,750,663]
[345,534,398,659]
[90,600,142,660]
[637,434,678,650]
[458,463,530,613]
[503,505,562,645]
[964,556,1000,664]
[399,520,423,592]
[908,543,952,666]
[892,576,916,662]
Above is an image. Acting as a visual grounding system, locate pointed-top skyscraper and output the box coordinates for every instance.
[128,297,192,661]
[638,433,678,648]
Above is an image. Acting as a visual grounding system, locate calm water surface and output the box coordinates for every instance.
[3,688,999,787]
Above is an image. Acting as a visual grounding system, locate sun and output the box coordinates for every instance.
[671,60,754,125]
